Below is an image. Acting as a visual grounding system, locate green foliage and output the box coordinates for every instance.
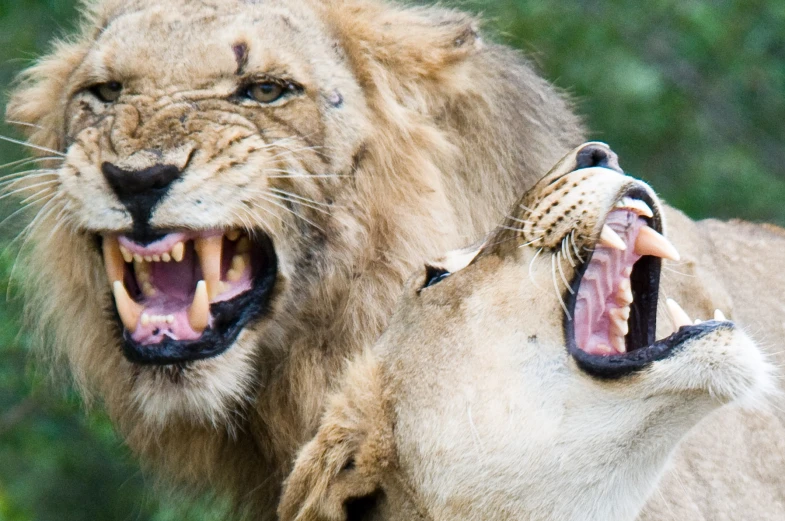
[0,0,783,519]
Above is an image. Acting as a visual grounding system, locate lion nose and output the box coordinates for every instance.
[575,143,622,173]
[101,162,183,227]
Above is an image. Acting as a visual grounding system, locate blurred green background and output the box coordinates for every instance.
[0,0,783,520]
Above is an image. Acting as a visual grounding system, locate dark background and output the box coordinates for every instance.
[1,1,783,519]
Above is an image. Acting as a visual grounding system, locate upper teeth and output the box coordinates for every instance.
[615,197,654,218]
[598,223,680,262]
[103,230,248,333]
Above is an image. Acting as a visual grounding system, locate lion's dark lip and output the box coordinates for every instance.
[111,232,278,366]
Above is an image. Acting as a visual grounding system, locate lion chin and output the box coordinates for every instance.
[6,0,585,513]
[279,143,782,521]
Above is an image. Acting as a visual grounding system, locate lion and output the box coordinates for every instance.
[4,0,585,514]
[278,142,785,521]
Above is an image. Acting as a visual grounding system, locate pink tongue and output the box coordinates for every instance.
[574,211,646,355]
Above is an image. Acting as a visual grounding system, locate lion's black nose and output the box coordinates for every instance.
[575,143,622,173]
[101,162,183,238]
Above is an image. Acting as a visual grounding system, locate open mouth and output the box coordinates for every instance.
[566,188,731,378]
[101,230,277,365]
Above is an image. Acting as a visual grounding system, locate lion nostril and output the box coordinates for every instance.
[102,162,182,198]
[101,162,183,234]
[575,144,622,173]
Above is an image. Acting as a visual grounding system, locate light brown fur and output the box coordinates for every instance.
[5,0,583,515]
[280,144,785,521]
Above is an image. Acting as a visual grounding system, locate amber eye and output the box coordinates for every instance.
[90,82,123,103]
[244,81,286,104]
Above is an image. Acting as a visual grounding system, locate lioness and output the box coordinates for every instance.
[4,0,583,513]
[279,142,783,521]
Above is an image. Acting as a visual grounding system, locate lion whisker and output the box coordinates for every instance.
[256,195,325,232]
[528,247,544,290]
[0,134,65,157]
[263,191,332,216]
[556,250,574,295]
[0,180,60,202]
[0,155,61,172]
[267,188,334,209]
[552,254,571,319]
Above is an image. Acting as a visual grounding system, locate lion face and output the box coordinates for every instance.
[48,0,371,421]
[279,143,774,521]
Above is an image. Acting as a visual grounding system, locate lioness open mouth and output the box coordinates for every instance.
[101,230,277,365]
[567,187,730,378]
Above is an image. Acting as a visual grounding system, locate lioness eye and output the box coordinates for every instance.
[422,265,451,290]
[245,82,285,103]
[90,82,123,103]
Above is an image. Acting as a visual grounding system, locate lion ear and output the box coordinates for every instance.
[324,0,481,80]
[279,352,392,521]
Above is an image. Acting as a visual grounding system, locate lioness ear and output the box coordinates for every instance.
[279,352,392,521]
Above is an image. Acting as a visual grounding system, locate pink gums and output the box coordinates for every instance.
[574,210,646,355]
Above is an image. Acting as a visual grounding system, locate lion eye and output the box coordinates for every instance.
[245,82,286,103]
[90,82,123,103]
[422,265,451,290]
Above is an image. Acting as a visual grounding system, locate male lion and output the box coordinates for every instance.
[279,143,784,521]
[4,0,583,514]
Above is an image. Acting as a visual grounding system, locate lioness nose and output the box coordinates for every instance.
[575,143,622,173]
[101,162,182,223]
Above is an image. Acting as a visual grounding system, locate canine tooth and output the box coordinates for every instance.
[188,280,210,333]
[152,255,161,262]
[599,225,626,251]
[231,254,247,272]
[142,281,156,297]
[119,245,133,263]
[113,281,143,331]
[635,227,680,261]
[616,279,633,306]
[666,298,692,330]
[102,236,125,285]
[141,313,150,326]
[595,343,613,355]
[133,254,143,263]
[161,252,171,262]
[171,242,185,262]
[135,261,150,282]
[714,309,727,321]
[616,197,654,218]
[609,307,630,336]
[195,236,223,300]
[236,237,251,254]
[611,335,627,354]
[226,230,241,241]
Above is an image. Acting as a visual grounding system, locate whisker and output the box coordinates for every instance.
[0,134,66,157]
[528,247,544,289]
[256,195,325,232]
[570,230,585,263]
[268,188,333,208]
[263,192,332,216]
[562,236,576,268]
[557,250,574,295]
[0,155,61,172]
[5,119,45,130]
[0,180,59,202]
[552,254,571,319]
[0,170,57,188]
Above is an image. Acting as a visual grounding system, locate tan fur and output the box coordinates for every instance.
[279,143,784,521]
[4,0,584,515]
